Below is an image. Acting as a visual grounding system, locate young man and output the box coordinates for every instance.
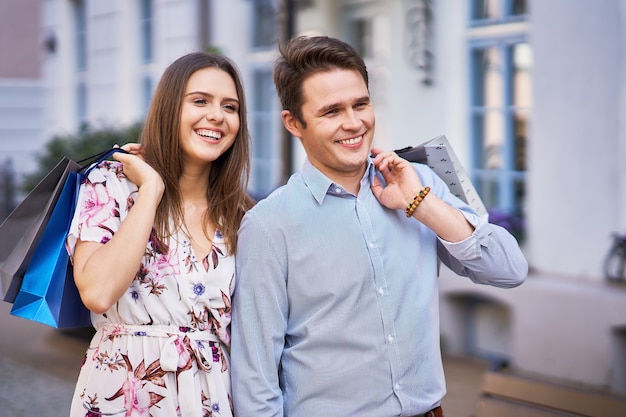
[231,35,527,417]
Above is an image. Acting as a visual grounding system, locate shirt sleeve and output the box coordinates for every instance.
[231,209,287,417]
[415,163,528,288]
[437,217,528,288]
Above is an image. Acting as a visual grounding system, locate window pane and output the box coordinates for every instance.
[475,175,500,209]
[511,43,532,107]
[473,111,504,170]
[509,0,527,16]
[251,69,278,195]
[350,18,373,58]
[142,75,153,116]
[473,47,504,107]
[471,0,500,20]
[74,0,87,70]
[252,0,276,48]
[513,110,528,171]
[77,82,87,127]
[141,0,153,63]
[514,177,525,213]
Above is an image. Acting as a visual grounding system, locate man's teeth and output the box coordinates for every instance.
[337,136,362,145]
[197,129,222,139]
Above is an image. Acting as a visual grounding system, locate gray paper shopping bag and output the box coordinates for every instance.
[395,135,489,221]
[0,157,79,302]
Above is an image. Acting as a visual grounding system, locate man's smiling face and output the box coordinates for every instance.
[289,68,375,186]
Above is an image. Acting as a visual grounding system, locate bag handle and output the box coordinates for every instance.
[78,148,129,178]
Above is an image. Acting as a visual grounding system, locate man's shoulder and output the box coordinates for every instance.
[248,180,310,218]
[249,187,285,215]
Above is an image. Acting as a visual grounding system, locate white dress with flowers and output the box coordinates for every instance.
[66,161,234,417]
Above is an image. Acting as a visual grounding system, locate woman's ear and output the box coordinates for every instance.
[281,110,303,138]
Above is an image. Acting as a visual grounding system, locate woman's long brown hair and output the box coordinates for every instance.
[140,52,253,255]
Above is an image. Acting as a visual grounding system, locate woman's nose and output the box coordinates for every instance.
[205,105,224,122]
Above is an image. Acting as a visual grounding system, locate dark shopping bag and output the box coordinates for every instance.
[395,135,489,221]
[0,157,79,303]
[7,148,126,328]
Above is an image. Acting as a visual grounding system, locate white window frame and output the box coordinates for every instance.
[468,0,530,239]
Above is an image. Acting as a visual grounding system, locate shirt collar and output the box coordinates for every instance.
[301,158,375,204]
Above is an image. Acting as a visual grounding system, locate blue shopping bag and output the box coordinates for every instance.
[0,157,78,303]
[9,148,126,328]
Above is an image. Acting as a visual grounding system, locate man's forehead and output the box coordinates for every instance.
[301,69,369,106]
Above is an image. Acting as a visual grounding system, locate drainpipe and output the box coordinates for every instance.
[198,0,212,51]
[279,0,295,184]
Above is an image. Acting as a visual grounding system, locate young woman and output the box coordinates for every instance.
[67,52,253,417]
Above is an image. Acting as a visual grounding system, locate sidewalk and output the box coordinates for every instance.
[0,302,88,417]
[0,300,488,417]
[442,355,490,417]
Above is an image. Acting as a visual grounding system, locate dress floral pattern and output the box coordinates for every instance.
[66,161,234,417]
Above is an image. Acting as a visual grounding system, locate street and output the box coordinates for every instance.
[0,301,89,417]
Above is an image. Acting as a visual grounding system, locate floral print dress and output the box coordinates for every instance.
[66,161,234,417]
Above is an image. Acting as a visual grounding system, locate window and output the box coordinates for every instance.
[341,2,375,61]
[142,75,153,116]
[248,1,282,197]
[73,0,87,71]
[469,0,530,240]
[252,0,276,48]
[141,0,154,63]
[350,17,373,59]
[470,0,527,24]
[77,81,88,128]
[249,68,281,198]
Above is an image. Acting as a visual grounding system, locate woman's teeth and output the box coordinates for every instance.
[197,129,221,139]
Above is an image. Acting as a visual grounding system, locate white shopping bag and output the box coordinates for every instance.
[395,135,489,221]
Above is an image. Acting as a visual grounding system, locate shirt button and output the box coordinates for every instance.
[378,287,384,295]
[368,242,375,248]
[395,383,401,391]
[334,187,342,193]
[387,334,395,344]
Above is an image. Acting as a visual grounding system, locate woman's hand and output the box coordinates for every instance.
[113,143,165,198]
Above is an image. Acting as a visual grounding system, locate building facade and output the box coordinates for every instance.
[24,0,626,395]
[0,0,45,215]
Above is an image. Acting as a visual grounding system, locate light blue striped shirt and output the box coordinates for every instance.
[232,158,527,417]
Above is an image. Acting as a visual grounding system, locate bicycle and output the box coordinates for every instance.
[604,232,626,281]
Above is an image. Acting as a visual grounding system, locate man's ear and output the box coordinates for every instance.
[281,110,303,138]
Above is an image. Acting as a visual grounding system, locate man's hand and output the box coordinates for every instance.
[370,147,423,211]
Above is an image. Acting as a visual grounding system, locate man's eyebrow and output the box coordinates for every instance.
[317,102,341,115]
[317,96,370,115]
[354,95,371,104]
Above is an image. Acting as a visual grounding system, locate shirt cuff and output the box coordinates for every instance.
[438,211,489,261]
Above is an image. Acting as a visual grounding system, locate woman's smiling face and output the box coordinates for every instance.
[178,67,240,169]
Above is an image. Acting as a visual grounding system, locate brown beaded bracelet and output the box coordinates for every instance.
[405,186,431,217]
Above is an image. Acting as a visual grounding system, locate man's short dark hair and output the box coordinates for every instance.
[273,35,369,127]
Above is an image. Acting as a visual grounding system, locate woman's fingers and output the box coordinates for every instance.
[119,143,143,154]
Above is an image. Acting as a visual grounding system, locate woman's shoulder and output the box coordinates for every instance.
[81,160,138,203]
[83,160,136,187]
